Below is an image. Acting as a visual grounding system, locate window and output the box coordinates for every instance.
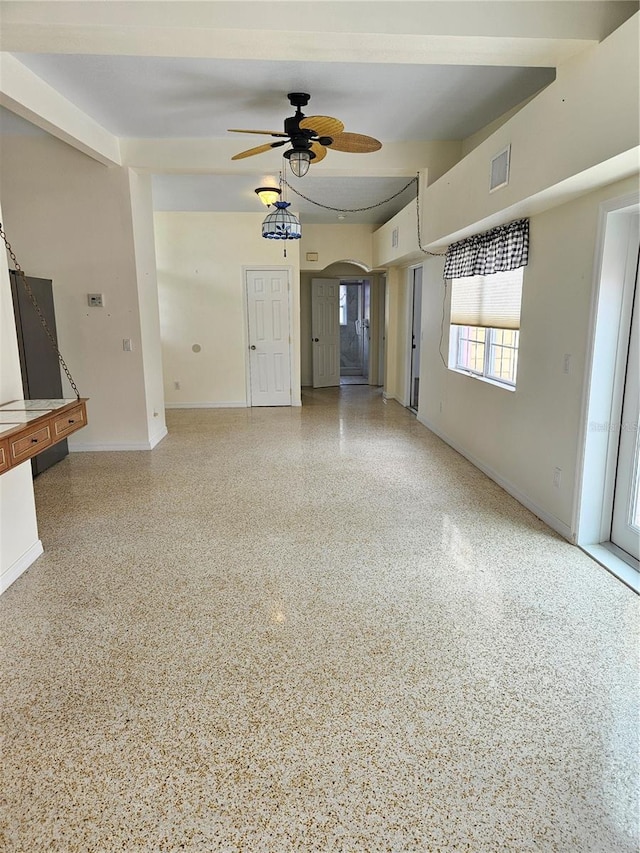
[449,268,523,388]
[339,284,348,326]
[454,325,520,386]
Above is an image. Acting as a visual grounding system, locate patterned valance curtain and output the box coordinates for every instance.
[444,218,529,279]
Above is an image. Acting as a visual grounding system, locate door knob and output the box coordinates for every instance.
[313,338,319,342]
[250,345,256,350]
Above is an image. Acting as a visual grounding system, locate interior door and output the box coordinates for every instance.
[311,278,340,388]
[246,269,291,406]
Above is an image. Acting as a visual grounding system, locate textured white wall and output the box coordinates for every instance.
[154,211,301,407]
[300,224,375,273]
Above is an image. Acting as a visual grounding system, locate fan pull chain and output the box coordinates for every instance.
[0,222,81,400]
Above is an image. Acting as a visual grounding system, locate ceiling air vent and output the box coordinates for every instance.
[490,144,511,193]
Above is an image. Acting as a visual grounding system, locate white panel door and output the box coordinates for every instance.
[311,278,340,388]
[246,269,291,406]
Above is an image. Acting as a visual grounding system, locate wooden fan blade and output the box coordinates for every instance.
[310,142,327,164]
[326,132,382,153]
[299,115,345,137]
[231,140,287,160]
[228,128,289,137]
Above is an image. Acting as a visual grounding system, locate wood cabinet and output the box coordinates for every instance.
[0,400,88,475]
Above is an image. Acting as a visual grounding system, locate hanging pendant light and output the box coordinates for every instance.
[261,201,302,240]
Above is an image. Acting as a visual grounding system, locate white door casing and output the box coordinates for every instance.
[611,257,639,560]
[409,266,423,410]
[245,269,292,406]
[311,278,340,388]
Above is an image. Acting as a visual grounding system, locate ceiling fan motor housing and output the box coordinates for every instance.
[287,92,310,108]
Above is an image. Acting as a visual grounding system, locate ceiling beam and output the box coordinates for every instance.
[1,25,597,68]
[0,53,120,166]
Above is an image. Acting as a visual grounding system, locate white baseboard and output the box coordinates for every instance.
[164,401,248,409]
[1,539,43,595]
[417,414,574,542]
[71,441,159,451]
[71,425,167,452]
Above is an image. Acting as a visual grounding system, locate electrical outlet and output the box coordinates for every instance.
[87,293,104,307]
[123,338,132,352]
[563,354,571,374]
[553,467,562,488]
[174,380,180,390]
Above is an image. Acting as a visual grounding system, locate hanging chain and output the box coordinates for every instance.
[283,175,418,212]
[416,173,446,257]
[282,172,447,258]
[0,222,81,400]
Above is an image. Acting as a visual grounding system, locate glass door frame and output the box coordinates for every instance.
[576,193,639,591]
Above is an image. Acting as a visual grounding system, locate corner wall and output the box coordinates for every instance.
[0,133,164,450]
[128,169,167,446]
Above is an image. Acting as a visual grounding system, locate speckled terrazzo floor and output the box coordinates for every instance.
[1,387,638,853]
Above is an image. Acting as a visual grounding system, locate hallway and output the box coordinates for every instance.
[1,387,638,852]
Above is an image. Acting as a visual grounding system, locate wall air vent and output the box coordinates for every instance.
[490,144,511,193]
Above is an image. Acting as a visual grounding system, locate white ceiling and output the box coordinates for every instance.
[11,54,556,142]
[1,1,636,225]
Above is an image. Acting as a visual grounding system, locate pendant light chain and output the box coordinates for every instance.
[282,173,446,257]
[282,175,418,213]
[0,222,81,400]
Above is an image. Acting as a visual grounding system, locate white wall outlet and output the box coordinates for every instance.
[87,293,104,307]
[123,338,132,351]
[563,353,571,374]
[174,380,180,390]
[553,467,562,488]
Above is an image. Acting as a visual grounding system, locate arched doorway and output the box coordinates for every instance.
[300,261,385,390]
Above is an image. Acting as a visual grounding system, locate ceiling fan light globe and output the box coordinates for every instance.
[286,149,311,178]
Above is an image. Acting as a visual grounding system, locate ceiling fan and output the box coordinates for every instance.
[228,92,382,177]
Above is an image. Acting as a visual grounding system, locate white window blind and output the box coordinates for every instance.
[450,268,523,330]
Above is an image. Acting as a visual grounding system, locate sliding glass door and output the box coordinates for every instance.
[611,260,639,561]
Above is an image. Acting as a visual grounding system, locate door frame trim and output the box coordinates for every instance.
[574,191,639,590]
[405,264,423,410]
[242,266,294,407]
